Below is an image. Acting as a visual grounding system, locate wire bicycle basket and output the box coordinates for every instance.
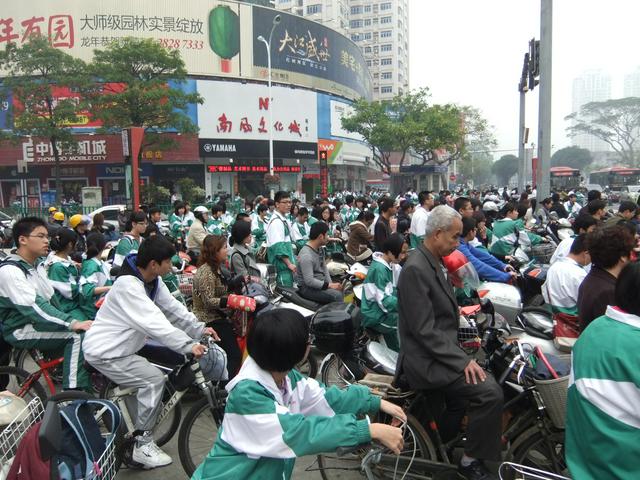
[499,462,570,480]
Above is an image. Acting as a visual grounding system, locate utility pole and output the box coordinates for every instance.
[518,53,529,194]
[537,0,553,199]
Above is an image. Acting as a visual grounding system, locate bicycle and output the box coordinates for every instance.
[88,336,227,476]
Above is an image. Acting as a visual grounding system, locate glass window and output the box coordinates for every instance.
[381,72,392,79]
[364,18,371,26]
[306,4,322,14]
[350,6,363,14]
[364,32,372,40]
[381,44,392,52]
[380,30,392,38]
[380,2,392,10]
[381,86,393,94]
[381,58,393,65]
[350,19,363,28]
[364,5,372,13]
[381,16,392,24]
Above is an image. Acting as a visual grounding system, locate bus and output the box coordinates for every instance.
[589,167,640,189]
[550,166,581,191]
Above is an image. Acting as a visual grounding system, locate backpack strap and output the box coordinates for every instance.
[0,259,29,278]
[230,250,250,274]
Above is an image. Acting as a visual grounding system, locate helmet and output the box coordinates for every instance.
[69,214,88,229]
[198,337,228,382]
[53,212,65,222]
[48,206,57,213]
[310,303,358,354]
[194,205,208,213]
[442,250,480,291]
[482,201,498,212]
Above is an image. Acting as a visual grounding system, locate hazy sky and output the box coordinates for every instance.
[409,0,640,158]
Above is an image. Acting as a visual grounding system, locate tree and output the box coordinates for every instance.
[340,88,463,175]
[86,37,203,154]
[550,146,593,170]
[492,154,519,185]
[565,97,640,167]
[1,35,89,205]
[459,151,494,186]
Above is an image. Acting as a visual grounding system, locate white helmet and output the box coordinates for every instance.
[482,201,498,212]
[194,206,208,213]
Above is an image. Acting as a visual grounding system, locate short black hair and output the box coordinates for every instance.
[298,206,309,217]
[174,202,185,214]
[247,308,309,372]
[381,233,406,258]
[587,189,602,202]
[615,262,640,316]
[13,217,47,246]
[257,204,269,214]
[399,199,413,212]
[569,233,588,255]
[542,197,553,206]
[357,210,375,222]
[86,232,107,260]
[418,191,432,206]
[210,204,223,215]
[551,192,560,203]
[309,221,329,240]
[501,201,518,215]
[573,214,597,234]
[345,194,354,205]
[125,210,147,232]
[49,228,77,252]
[461,217,477,237]
[586,225,635,270]
[136,234,176,268]
[619,201,637,214]
[453,197,470,213]
[274,191,290,203]
[379,197,395,213]
[148,207,161,216]
[230,219,252,246]
[587,199,606,215]
[267,199,275,207]
[235,212,250,222]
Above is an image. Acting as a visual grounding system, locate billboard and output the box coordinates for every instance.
[0,0,371,101]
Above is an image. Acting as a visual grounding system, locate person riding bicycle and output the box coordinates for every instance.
[113,211,147,267]
[346,210,375,263]
[191,308,406,480]
[295,222,344,305]
[186,205,209,262]
[397,206,503,480]
[228,221,261,280]
[566,261,640,480]
[79,232,112,319]
[0,217,93,391]
[488,202,531,260]
[83,235,218,469]
[361,233,407,352]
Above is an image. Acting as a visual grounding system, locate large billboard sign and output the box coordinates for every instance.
[0,0,371,101]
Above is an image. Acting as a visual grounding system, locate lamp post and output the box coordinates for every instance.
[257,14,281,199]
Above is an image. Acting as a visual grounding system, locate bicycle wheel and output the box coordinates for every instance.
[178,394,225,477]
[317,413,438,479]
[320,354,358,389]
[0,366,47,403]
[99,380,182,447]
[296,353,318,379]
[508,428,568,478]
[14,349,63,393]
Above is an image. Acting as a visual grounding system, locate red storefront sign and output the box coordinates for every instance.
[207,165,301,173]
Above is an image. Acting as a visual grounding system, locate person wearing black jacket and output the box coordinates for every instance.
[549,192,569,219]
[374,198,396,252]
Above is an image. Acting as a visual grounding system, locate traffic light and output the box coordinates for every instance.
[528,39,540,91]
[319,150,328,166]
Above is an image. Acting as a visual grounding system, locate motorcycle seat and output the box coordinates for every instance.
[276,285,323,311]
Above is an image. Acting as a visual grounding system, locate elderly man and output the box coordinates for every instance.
[396,205,503,480]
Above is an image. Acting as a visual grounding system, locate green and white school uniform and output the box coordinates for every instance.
[191,356,380,480]
[266,211,296,287]
[169,213,189,242]
[292,221,310,252]
[326,221,344,256]
[360,252,399,351]
[207,217,224,235]
[251,216,267,253]
[79,256,113,319]
[488,218,530,258]
[44,253,85,320]
[113,234,140,267]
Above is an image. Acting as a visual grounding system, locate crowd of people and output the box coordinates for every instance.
[0,183,638,479]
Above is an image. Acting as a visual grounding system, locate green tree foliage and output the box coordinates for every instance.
[453,106,497,186]
[0,35,89,205]
[550,145,593,170]
[176,178,206,205]
[341,88,463,175]
[566,97,640,167]
[86,37,203,154]
[491,154,519,185]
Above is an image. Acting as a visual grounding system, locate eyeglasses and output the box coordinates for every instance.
[28,234,49,240]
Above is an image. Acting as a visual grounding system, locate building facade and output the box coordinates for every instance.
[571,69,612,153]
[623,66,640,97]
[0,0,375,207]
[275,0,410,100]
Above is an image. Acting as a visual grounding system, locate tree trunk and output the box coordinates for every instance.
[51,136,62,206]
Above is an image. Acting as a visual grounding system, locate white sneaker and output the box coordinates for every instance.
[132,440,173,469]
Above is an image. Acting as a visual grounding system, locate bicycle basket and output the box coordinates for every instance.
[177,273,194,296]
[458,316,481,354]
[533,373,570,429]
[499,462,570,480]
[531,243,555,264]
[0,397,44,466]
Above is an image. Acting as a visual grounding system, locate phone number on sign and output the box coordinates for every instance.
[159,39,204,50]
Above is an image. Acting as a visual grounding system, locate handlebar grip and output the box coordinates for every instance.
[336,444,370,457]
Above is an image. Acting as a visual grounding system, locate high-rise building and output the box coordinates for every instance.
[623,67,640,97]
[274,0,410,100]
[571,69,612,153]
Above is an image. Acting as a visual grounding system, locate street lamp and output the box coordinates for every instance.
[257,14,281,199]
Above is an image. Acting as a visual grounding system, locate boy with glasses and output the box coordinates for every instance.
[0,217,93,390]
[266,191,297,287]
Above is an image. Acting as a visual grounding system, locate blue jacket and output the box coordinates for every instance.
[458,238,511,283]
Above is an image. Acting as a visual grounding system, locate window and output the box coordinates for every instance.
[381,86,393,94]
[364,46,372,53]
[364,32,372,40]
[381,72,392,79]
[380,30,392,38]
[277,0,291,3]
[306,4,321,14]
[381,44,392,52]
[380,2,392,10]
[381,16,392,24]
[350,6,363,14]
[381,58,393,65]
[374,87,379,93]
[350,19,363,28]
[364,18,371,26]
[350,34,361,41]
[364,5,372,13]
[366,60,372,67]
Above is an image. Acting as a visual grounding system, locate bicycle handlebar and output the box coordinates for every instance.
[336,443,371,457]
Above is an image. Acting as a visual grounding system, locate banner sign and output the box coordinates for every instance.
[199,138,317,159]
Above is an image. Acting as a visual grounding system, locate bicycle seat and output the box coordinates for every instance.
[276,286,323,311]
[363,341,398,376]
[138,340,185,368]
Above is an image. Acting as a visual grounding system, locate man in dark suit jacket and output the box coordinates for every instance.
[396,205,503,480]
